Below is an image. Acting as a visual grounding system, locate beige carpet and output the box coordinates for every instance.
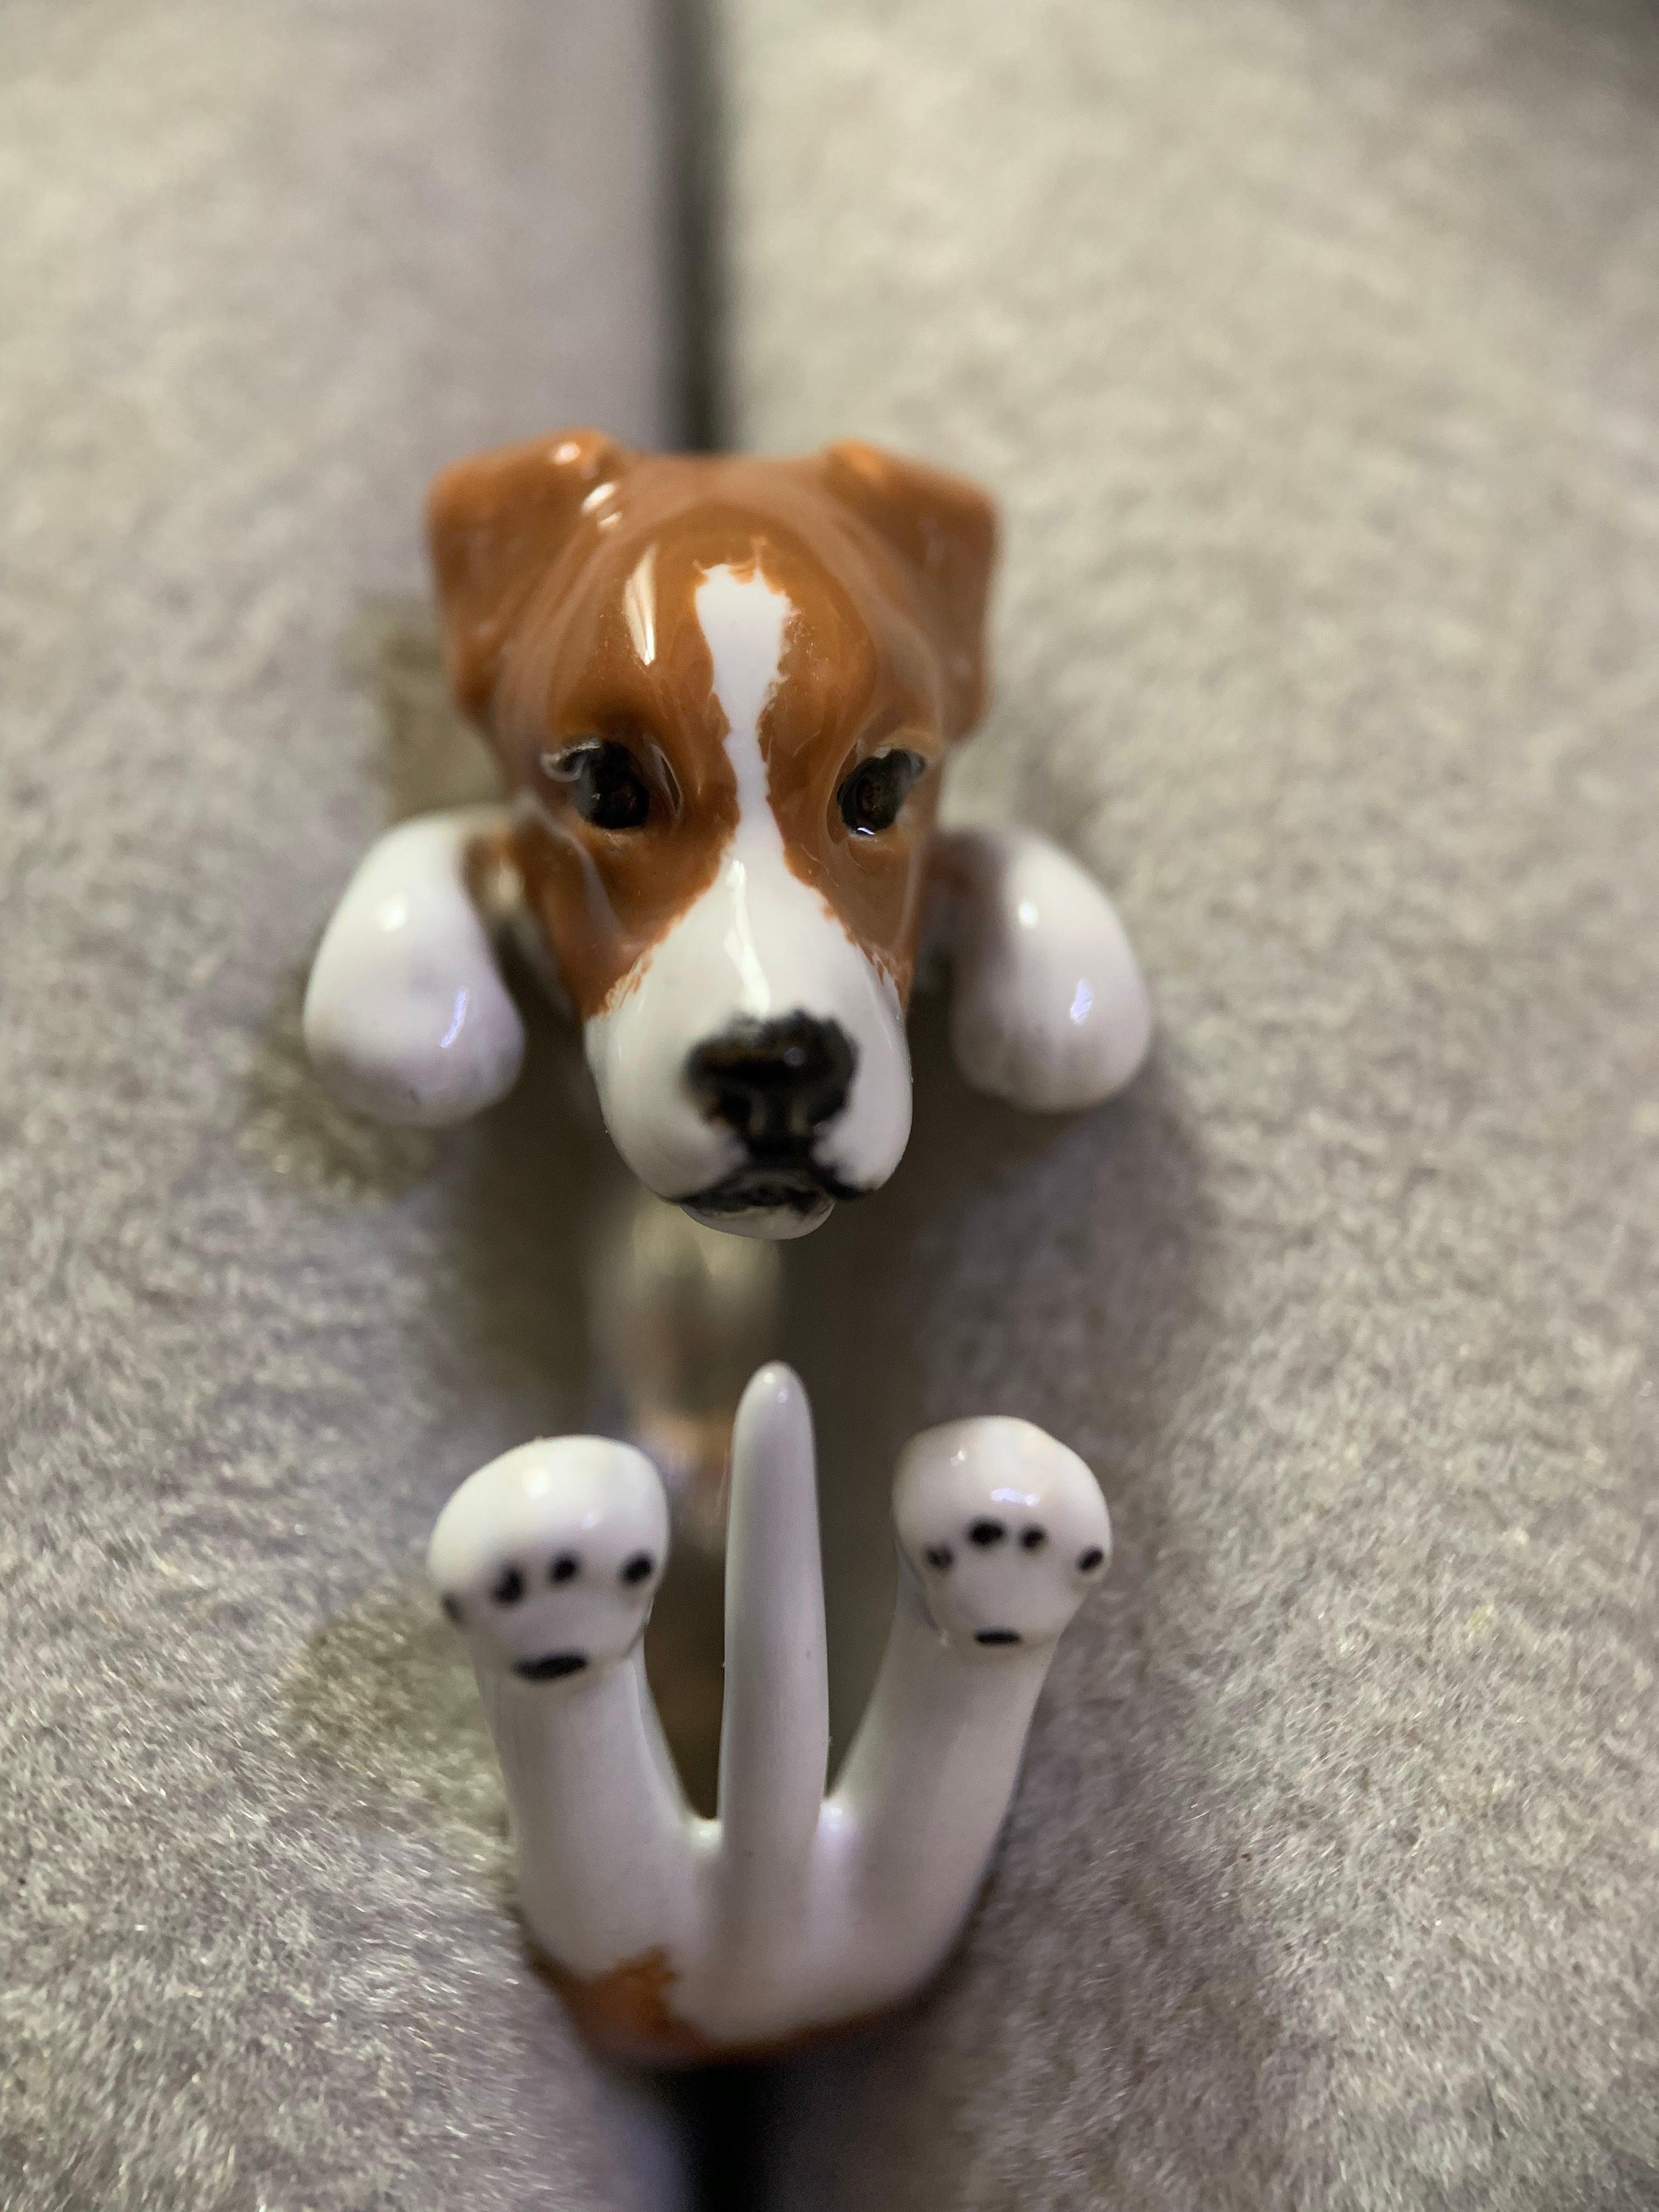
[711,2,1659,2205]
[1,5,678,2206]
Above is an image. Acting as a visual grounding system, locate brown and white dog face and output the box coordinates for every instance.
[427,431,996,1238]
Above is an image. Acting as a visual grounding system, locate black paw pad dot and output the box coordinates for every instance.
[1077,1547,1105,1573]
[968,1519,1007,1547]
[441,1593,464,1624]
[620,1552,656,1586]
[1020,1527,1048,1551]
[549,1554,580,1584]
[924,1544,954,1571]
[492,1566,526,1605]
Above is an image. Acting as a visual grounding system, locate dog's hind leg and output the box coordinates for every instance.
[428,1435,709,2032]
[811,1416,1111,2019]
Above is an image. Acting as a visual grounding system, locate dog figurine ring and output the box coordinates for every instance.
[309,435,1135,2058]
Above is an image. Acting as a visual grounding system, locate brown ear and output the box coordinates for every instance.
[426,427,635,725]
[819,441,997,739]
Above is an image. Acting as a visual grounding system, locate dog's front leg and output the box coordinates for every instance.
[927,824,1152,1110]
[303,805,527,1126]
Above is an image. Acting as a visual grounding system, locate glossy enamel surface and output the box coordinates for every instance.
[432,435,986,1023]
[429,1364,1110,2063]
[302,806,524,1127]
[303,433,1154,1229]
[428,1436,669,1678]
[933,822,1152,1110]
[584,563,913,1233]
[424,431,989,1235]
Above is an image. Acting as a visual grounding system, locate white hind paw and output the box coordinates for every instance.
[428,1437,669,1682]
[894,1416,1110,1650]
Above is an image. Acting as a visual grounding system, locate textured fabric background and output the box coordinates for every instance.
[711,2,1659,2206]
[1,6,679,2207]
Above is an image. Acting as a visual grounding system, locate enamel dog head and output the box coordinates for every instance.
[430,431,994,1237]
[303,432,1150,1238]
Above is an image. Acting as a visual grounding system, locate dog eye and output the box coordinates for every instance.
[837,749,926,837]
[542,739,652,831]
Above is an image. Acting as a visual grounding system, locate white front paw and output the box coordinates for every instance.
[303,809,525,1128]
[940,826,1151,1111]
[894,1416,1110,1650]
[429,1437,669,1681]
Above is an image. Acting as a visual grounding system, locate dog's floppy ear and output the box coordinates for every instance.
[818,442,997,740]
[427,428,635,726]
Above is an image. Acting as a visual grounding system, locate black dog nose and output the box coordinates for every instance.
[686,1015,856,1154]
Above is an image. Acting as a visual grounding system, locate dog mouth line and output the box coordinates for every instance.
[514,1651,590,1681]
[679,1160,870,1217]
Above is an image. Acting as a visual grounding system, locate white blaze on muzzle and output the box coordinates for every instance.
[584,564,912,1237]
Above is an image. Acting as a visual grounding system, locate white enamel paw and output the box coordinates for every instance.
[428,1366,1113,2063]
[303,806,524,1127]
[430,1437,668,1681]
[936,823,1151,1110]
[894,1417,1111,1649]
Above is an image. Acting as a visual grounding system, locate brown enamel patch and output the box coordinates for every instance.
[537,1943,919,2068]
[540,1946,720,2067]
[426,436,997,1022]
[752,525,946,998]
